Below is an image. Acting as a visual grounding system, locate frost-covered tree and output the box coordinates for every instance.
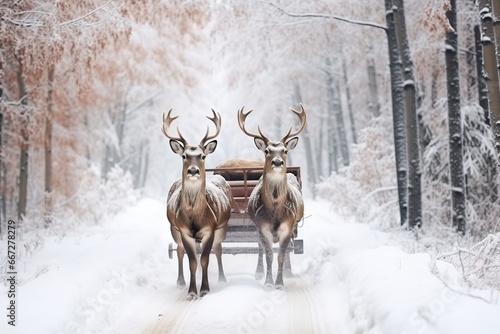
[394,0,422,230]
[478,0,500,155]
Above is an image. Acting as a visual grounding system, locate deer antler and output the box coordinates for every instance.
[199,109,222,146]
[162,109,188,147]
[237,106,270,143]
[280,104,307,143]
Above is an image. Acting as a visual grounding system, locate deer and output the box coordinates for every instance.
[237,105,307,288]
[163,109,231,299]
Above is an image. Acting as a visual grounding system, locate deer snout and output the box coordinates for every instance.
[187,166,200,178]
[271,157,284,168]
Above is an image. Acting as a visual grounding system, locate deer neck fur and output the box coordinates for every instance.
[261,171,288,208]
[180,177,207,217]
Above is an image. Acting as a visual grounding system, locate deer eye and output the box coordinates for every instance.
[264,148,270,155]
[283,149,288,154]
[201,154,206,160]
[182,154,187,159]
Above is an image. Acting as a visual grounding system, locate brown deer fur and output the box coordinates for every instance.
[163,109,231,299]
[238,105,307,288]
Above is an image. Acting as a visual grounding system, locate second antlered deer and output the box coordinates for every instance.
[237,105,307,288]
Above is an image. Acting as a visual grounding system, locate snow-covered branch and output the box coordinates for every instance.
[60,0,115,26]
[269,3,387,31]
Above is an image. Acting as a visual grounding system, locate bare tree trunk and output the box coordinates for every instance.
[367,54,381,118]
[479,0,500,155]
[326,58,349,167]
[329,121,339,174]
[385,0,408,226]
[431,65,439,107]
[0,71,3,233]
[293,83,317,197]
[316,114,324,178]
[492,0,500,81]
[394,0,422,229]
[445,0,466,234]
[17,57,29,223]
[137,139,149,189]
[45,65,54,227]
[474,25,490,124]
[342,56,357,143]
[334,80,350,166]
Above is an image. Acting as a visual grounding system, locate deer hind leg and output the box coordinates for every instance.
[181,234,198,300]
[199,232,215,297]
[213,228,226,283]
[275,223,292,288]
[259,224,274,287]
[255,240,265,280]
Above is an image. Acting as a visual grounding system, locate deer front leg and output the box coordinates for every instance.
[171,226,186,287]
[255,240,264,280]
[259,225,274,287]
[200,232,215,297]
[214,227,227,283]
[275,223,292,288]
[176,245,186,287]
[181,234,198,300]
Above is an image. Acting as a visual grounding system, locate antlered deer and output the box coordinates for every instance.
[237,105,307,288]
[163,109,231,299]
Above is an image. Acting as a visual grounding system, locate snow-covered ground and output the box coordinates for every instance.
[1,198,500,334]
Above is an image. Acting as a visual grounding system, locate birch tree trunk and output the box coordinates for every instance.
[45,65,54,227]
[478,0,500,155]
[445,0,466,234]
[385,0,408,226]
[393,0,422,229]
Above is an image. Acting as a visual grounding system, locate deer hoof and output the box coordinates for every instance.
[187,292,198,301]
[219,276,227,284]
[255,270,264,281]
[264,280,274,290]
[200,289,209,297]
[177,279,186,288]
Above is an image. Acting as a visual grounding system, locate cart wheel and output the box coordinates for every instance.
[293,239,304,254]
[168,243,174,259]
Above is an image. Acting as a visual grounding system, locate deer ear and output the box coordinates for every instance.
[254,138,266,152]
[169,140,184,155]
[204,140,217,155]
[285,137,299,150]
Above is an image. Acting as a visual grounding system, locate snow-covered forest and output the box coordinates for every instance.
[1,0,500,333]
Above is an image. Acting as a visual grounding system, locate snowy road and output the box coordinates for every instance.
[141,276,321,334]
[2,198,500,334]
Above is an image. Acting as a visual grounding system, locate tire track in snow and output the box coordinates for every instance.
[143,290,197,334]
[286,277,320,334]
